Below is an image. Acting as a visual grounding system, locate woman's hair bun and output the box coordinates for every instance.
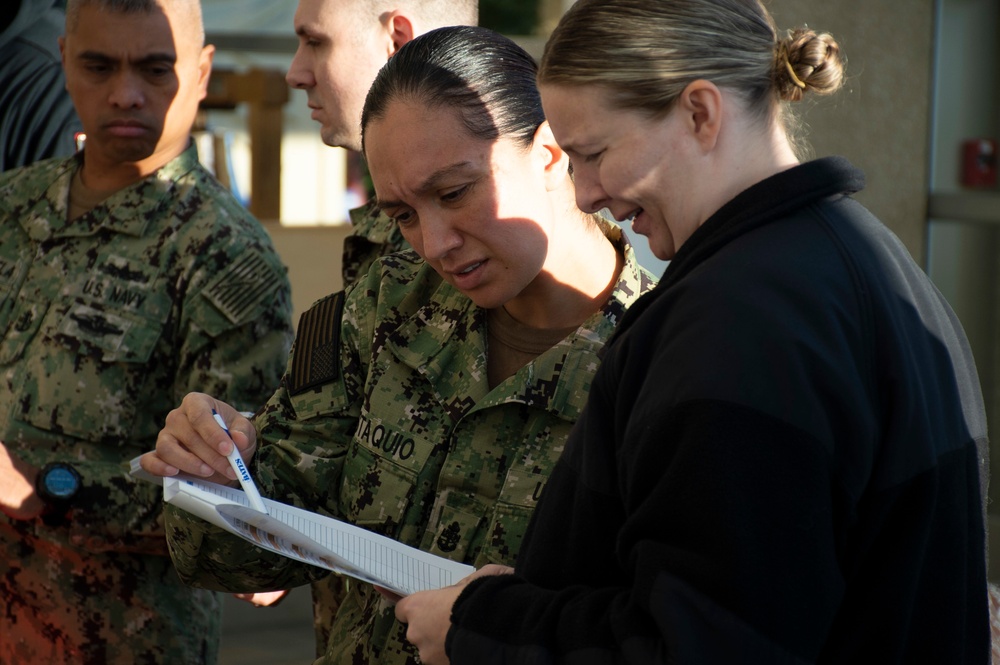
[775,28,846,102]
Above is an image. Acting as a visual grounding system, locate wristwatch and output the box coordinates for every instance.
[35,462,82,516]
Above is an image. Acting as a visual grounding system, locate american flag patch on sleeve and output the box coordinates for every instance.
[289,291,345,395]
[203,250,283,325]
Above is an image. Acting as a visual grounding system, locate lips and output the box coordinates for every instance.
[104,119,150,138]
[446,259,488,291]
[625,208,651,237]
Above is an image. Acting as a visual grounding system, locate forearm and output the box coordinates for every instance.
[0,445,43,520]
[164,503,328,592]
[6,443,171,553]
[448,576,630,665]
[449,572,818,665]
[54,458,172,554]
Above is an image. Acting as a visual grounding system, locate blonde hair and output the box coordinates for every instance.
[540,0,844,132]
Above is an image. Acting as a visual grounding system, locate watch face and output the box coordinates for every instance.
[44,467,80,499]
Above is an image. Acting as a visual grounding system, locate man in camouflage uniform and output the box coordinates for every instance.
[0,0,293,662]
[284,0,478,289]
[282,0,478,650]
[155,215,656,665]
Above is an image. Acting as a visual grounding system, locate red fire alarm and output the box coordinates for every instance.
[961,138,997,188]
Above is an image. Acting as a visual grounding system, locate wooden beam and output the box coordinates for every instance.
[202,68,289,221]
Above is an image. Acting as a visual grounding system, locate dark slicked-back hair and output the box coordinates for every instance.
[361,26,542,154]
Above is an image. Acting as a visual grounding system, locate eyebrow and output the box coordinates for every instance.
[373,161,476,212]
[77,50,177,67]
[294,23,323,40]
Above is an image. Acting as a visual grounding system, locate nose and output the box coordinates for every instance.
[574,173,612,215]
[108,71,145,109]
[286,48,315,89]
[418,214,462,262]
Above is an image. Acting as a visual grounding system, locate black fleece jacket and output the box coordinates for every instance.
[447,157,990,664]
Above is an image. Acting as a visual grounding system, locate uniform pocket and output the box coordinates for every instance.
[0,296,49,365]
[338,442,418,538]
[422,495,485,563]
[17,299,165,441]
[0,255,30,343]
[472,468,549,568]
[474,501,536,568]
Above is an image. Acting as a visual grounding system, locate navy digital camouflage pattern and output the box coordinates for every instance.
[316,200,405,658]
[340,202,409,290]
[165,219,656,665]
[0,144,294,664]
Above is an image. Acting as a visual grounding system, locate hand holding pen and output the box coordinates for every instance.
[139,393,267,506]
[212,409,269,514]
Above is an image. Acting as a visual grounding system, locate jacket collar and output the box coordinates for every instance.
[349,202,397,244]
[610,157,865,339]
[10,142,202,242]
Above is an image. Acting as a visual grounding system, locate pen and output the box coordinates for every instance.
[212,409,269,514]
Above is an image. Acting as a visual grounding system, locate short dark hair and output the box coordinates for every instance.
[66,0,204,44]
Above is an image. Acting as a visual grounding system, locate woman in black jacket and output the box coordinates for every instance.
[395,1,991,663]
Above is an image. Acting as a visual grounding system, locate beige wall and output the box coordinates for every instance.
[264,224,351,325]
[765,0,935,263]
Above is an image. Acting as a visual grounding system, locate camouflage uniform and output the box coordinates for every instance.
[165,219,656,665]
[312,201,406,657]
[340,202,409,290]
[0,144,294,664]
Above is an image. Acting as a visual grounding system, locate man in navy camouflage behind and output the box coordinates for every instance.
[285,0,477,288]
[0,0,293,662]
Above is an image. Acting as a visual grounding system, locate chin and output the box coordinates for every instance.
[461,289,508,311]
[648,235,677,261]
[319,128,339,148]
[106,140,158,164]
[323,127,361,152]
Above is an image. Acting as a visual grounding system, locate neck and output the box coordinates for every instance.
[79,141,188,192]
[701,119,800,226]
[502,210,622,330]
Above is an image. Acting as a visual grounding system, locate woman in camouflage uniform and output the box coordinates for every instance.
[143,26,657,665]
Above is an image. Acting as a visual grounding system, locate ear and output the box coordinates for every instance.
[677,79,722,152]
[384,11,416,56]
[196,44,215,101]
[532,121,571,192]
